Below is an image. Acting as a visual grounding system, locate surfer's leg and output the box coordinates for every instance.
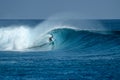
[51,42,54,50]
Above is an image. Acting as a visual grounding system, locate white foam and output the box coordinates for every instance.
[0,26,32,50]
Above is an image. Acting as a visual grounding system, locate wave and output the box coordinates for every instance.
[0,25,120,54]
[0,19,120,55]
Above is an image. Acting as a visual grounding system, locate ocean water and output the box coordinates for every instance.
[0,19,120,80]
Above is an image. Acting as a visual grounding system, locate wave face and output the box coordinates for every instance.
[45,28,120,53]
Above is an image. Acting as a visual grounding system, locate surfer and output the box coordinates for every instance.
[27,34,55,50]
[49,34,54,49]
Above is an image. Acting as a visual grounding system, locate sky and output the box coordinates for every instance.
[0,0,120,19]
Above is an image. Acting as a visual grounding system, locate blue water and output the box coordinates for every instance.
[0,19,120,80]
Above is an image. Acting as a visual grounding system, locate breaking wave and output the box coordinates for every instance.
[0,19,120,54]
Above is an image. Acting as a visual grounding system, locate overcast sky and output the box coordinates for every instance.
[0,0,120,19]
